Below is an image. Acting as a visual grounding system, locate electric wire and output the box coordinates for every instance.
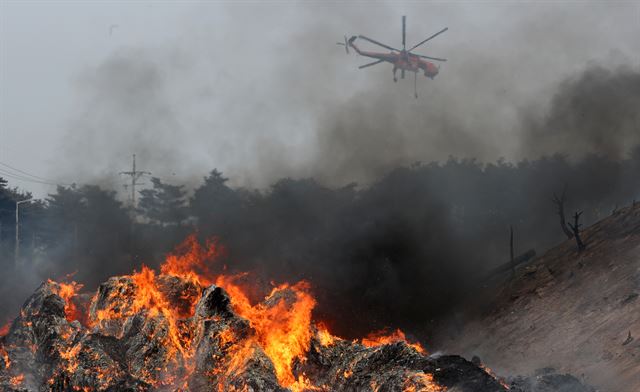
[0,161,59,183]
[0,162,73,187]
[0,168,62,186]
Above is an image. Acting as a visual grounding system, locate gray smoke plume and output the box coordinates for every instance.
[522,65,640,159]
[53,2,639,188]
[2,0,639,347]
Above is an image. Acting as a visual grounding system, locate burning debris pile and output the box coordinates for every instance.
[0,235,554,391]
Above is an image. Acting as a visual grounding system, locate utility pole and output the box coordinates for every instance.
[119,154,150,264]
[15,198,32,266]
[119,154,151,209]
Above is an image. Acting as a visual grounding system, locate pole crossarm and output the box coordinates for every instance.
[119,154,151,208]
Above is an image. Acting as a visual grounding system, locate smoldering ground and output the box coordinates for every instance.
[1,2,639,341]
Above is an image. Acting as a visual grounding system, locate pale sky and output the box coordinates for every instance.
[1,1,638,198]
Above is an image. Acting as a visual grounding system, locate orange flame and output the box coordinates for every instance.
[48,280,84,323]
[59,343,81,374]
[160,234,222,286]
[402,372,443,392]
[40,235,438,391]
[131,266,194,358]
[89,264,199,387]
[9,373,24,386]
[0,322,9,337]
[158,236,319,389]
[1,345,10,369]
[215,275,316,390]
[481,364,510,389]
[316,323,337,347]
[361,328,426,354]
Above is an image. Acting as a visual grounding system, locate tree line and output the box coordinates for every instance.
[1,149,639,337]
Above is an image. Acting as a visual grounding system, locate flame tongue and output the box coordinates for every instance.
[361,328,426,354]
[216,277,316,389]
[49,280,84,323]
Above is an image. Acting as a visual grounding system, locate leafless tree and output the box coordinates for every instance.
[567,211,586,252]
[552,185,574,239]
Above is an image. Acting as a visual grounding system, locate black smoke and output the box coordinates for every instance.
[1,64,639,342]
[522,65,640,159]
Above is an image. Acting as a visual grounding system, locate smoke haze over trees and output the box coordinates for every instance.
[2,106,640,339]
[1,1,639,343]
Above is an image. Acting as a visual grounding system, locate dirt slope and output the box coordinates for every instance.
[436,203,640,391]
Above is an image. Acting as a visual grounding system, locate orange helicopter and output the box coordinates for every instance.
[338,16,447,98]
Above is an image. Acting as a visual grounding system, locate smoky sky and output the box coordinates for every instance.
[522,64,640,159]
[6,1,632,192]
[1,0,640,338]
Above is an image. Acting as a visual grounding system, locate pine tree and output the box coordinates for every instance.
[138,177,187,226]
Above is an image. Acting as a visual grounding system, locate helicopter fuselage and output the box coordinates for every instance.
[396,51,439,78]
[349,40,439,79]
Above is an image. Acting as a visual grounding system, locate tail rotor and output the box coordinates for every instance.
[336,35,350,54]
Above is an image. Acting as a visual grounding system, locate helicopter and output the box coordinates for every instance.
[339,16,447,98]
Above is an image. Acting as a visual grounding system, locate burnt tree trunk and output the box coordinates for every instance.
[568,211,586,252]
[552,186,574,239]
[510,225,515,276]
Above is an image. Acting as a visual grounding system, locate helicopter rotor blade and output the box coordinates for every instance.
[414,54,447,62]
[402,15,406,50]
[408,27,448,51]
[358,59,385,69]
[358,35,400,52]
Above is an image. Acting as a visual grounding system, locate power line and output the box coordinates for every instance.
[0,161,73,186]
[0,163,73,186]
[0,168,65,186]
[0,161,57,182]
[0,168,58,185]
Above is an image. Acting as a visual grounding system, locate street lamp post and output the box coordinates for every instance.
[15,198,32,266]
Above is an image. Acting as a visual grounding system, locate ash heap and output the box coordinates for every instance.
[0,236,586,391]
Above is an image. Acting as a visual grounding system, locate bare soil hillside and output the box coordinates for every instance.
[436,203,640,391]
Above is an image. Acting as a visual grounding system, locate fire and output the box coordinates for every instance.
[34,235,443,391]
[130,266,194,357]
[361,328,426,354]
[218,327,236,347]
[82,236,316,390]
[48,280,84,323]
[402,372,443,392]
[0,322,9,337]
[316,323,337,347]
[1,345,10,369]
[481,364,510,389]
[9,373,24,386]
[59,343,81,373]
[214,276,316,390]
[87,265,199,387]
[160,233,222,286]
[156,235,319,390]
